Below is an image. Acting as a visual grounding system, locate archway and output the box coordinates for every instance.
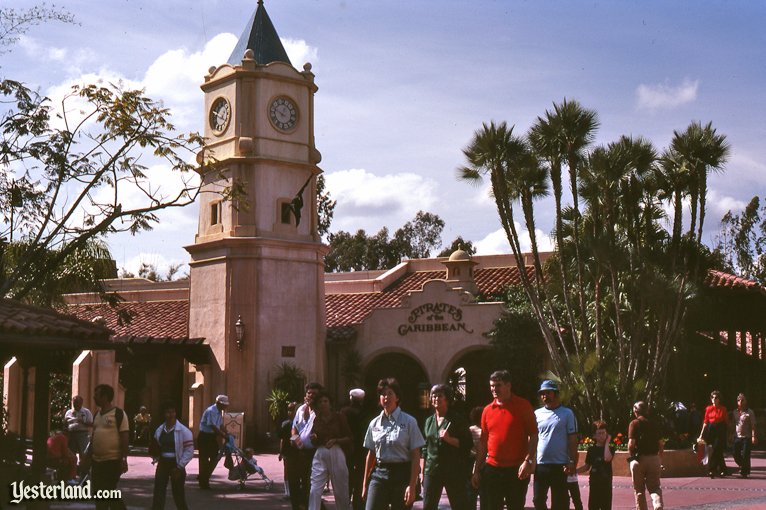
[446,348,495,416]
[363,352,430,423]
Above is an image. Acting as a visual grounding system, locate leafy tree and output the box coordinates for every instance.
[715,196,766,284]
[324,210,445,272]
[1,238,116,306]
[437,236,476,257]
[459,102,728,430]
[394,210,445,259]
[49,371,72,431]
[272,362,306,403]
[0,4,75,55]
[119,261,187,282]
[485,286,546,401]
[316,174,336,240]
[0,79,205,302]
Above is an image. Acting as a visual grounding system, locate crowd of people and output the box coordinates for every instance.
[44,378,758,510]
[279,372,659,510]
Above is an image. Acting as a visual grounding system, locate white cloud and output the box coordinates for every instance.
[18,34,67,62]
[142,33,238,126]
[636,79,698,111]
[119,252,189,279]
[282,38,319,68]
[706,189,747,222]
[474,224,554,255]
[324,168,438,232]
[17,35,97,72]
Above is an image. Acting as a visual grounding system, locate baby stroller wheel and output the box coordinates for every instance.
[238,480,246,490]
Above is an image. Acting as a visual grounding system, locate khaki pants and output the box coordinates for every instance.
[629,455,663,510]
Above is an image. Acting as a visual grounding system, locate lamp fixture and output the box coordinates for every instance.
[234,315,245,350]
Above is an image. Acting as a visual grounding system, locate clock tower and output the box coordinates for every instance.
[186,0,326,440]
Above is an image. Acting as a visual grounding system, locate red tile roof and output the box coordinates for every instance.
[0,299,111,346]
[58,267,760,344]
[326,266,531,329]
[65,301,198,344]
[704,270,766,296]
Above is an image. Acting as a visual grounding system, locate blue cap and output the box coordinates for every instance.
[538,380,559,393]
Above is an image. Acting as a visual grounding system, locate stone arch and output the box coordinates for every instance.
[362,349,430,421]
[442,346,495,416]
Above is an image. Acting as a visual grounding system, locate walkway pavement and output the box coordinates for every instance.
[39,450,766,509]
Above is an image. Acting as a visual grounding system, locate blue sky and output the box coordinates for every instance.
[4,0,765,275]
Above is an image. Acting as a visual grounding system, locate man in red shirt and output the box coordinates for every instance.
[472,370,538,510]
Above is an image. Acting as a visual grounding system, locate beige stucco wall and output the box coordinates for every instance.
[359,279,505,384]
[187,237,326,439]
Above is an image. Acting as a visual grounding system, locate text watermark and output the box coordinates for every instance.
[9,480,121,505]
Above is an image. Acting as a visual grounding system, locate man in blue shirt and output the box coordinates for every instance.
[534,380,578,510]
[197,394,229,489]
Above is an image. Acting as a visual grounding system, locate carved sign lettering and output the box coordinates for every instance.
[397,302,474,336]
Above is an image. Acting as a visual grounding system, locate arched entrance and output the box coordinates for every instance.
[446,348,495,415]
[364,352,429,422]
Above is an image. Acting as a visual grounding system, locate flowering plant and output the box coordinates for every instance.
[577,432,628,451]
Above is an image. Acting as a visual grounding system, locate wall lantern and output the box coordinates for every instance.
[234,315,245,351]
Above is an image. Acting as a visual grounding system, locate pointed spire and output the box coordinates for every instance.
[227,1,292,66]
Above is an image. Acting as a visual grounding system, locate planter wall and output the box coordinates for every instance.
[602,449,705,478]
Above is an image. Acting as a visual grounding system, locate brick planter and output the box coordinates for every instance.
[606,449,706,478]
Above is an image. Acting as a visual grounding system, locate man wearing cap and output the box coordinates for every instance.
[197,394,229,489]
[472,370,538,510]
[341,388,367,510]
[534,380,578,510]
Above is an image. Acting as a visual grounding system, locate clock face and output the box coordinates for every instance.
[269,97,298,131]
[209,97,231,134]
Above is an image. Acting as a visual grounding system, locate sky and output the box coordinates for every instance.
[3,0,766,276]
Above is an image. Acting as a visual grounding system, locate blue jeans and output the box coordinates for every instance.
[480,463,530,510]
[152,458,188,510]
[365,463,412,510]
[733,437,752,476]
[533,464,568,510]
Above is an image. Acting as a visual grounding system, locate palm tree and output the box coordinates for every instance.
[1,237,115,306]
[458,121,527,257]
[528,99,599,354]
[670,121,730,246]
[458,121,567,368]
[655,148,692,254]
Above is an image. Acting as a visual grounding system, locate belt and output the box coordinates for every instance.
[377,461,410,469]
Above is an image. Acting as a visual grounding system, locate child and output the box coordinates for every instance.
[577,420,614,510]
[242,448,266,477]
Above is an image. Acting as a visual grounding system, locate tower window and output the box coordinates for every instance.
[280,202,293,225]
[210,201,222,226]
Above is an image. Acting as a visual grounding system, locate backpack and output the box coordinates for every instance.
[114,407,125,429]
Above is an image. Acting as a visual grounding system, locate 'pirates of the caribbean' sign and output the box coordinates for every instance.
[397,302,474,336]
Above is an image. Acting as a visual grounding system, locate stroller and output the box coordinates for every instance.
[218,434,274,491]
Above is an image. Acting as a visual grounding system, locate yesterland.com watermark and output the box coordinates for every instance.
[8,480,121,505]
